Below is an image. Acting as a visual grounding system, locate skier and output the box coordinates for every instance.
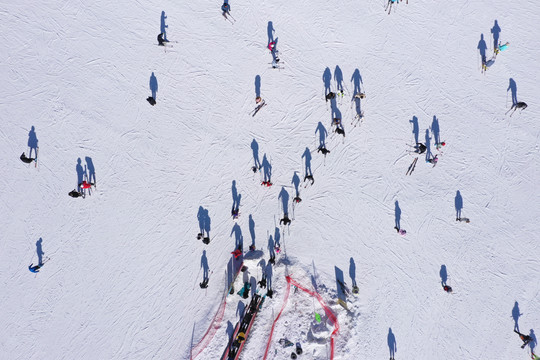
[268,41,276,52]
[427,154,438,165]
[515,330,532,349]
[68,189,84,198]
[261,181,272,187]
[456,217,470,223]
[157,33,165,46]
[394,226,406,236]
[232,248,242,259]
[79,181,95,189]
[443,284,453,293]
[231,208,239,218]
[280,214,291,226]
[304,174,314,185]
[20,152,35,164]
[317,146,330,155]
[325,92,336,102]
[414,143,427,154]
[335,124,345,136]
[235,331,246,345]
[495,41,509,55]
[435,141,446,150]
[506,102,528,116]
[158,33,165,46]
[293,195,302,203]
[353,92,366,99]
[221,2,230,17]
[258,275,267,288]
[28,263,41,273]
[199,278,209,288]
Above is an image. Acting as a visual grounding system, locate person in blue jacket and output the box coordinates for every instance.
[29,264,41,273]
[495,41,509,55]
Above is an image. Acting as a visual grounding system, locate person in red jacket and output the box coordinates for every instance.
[79,181,95,189]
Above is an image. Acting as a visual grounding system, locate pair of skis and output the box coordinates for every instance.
[251,100,267,117]
[406,157,418,175]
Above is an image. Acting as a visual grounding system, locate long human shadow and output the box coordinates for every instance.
[150,72,158,99]
[387,328,397,359]
[226,320,234,340]
[249,214,256,247]
[197,206,211,238]
[160,11,168,41]
[349,257,357,288]
[455,191,463,220]
[250,275,257,296]
[265,262,273,290]
[508,78,518,106]
[491,20,501,51]
[350,69,364,117]
[27,126,39,158]
[292,171,300,198]
[267,235,275,261]
[278,186,290,215]
[477,34,488,64]
[236,300,245,318]
[440,264,448,286]
[409,116,419,144]
[394,200,401,230]
[334,266,347,302]
[330,98,342,123]
[431,116,440,145]
[315,122,328,148]
[302,147,312,177]
[334,65,344,93]
[528,329,537,352]
[261,154,272,182]
[230,223,243,250]
[270,37,279,62]
[201,250,209,282]
[36,238,45,266]
[351,68,363,95]
[512,301,522,332]
[255,75,261,98]
[424,129,432,162]
[251,139,262,170]
[85,156,96,185]
[274,227,281,248]
[231,180,241,215]
[267,21,275,45]
[76,158,84,190]
[226,256,243,293]
[323,67,332,96]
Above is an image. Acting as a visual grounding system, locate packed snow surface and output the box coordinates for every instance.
[1,0,539,359]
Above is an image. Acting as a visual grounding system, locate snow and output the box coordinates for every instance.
[1,0,539,359]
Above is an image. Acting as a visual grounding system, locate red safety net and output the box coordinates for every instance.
[191,294,227,359]
[263,275,339,360]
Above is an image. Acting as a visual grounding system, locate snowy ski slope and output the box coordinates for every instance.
[1,0,539,359]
